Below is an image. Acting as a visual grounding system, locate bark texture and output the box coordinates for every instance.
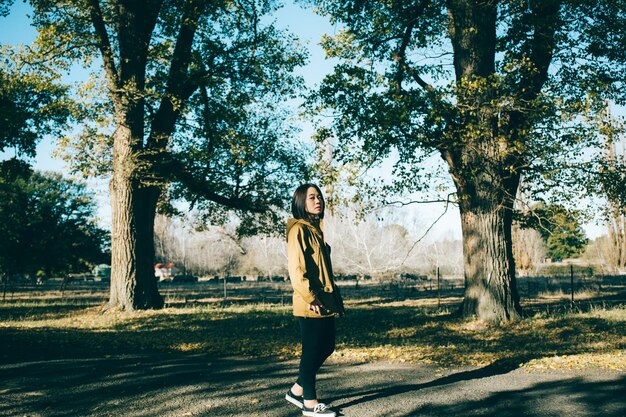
[606,135,626,272]
[108,127,163,310]
[459,206,522,321]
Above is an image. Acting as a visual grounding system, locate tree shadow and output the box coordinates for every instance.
[0,303,92,321]
[400,375,626,417]
[328,358,522,411]
[0,354,299,417]
[2,301,623,369]
[322,363,626,417]
[1,351,624,417]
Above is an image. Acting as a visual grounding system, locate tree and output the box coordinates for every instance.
[239,234,287,277]
[511,225,545,275]
[0,47,72,158]
[154,214,246,276]
[1,34,76,283]
[518,203,588,261]
[325,211,412,278]
[305,0,626,321]
[24,0,308,309]
[0,160,108,280]
[597,110,626,271]
[543,206,588,261]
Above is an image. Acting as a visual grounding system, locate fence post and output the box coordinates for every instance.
[437,267,441,309]
[570,264,575,303]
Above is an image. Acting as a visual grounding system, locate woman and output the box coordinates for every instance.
[284,183,344,417]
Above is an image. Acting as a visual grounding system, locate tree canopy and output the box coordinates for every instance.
[303,0,626,321]
[0,159,109,279]
[306,0,626,200]
[31,0,310,229]
[0,47,73,158]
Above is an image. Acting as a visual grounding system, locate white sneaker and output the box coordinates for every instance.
[302,402,336,417]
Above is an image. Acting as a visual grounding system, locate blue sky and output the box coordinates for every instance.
[0,1,607,240]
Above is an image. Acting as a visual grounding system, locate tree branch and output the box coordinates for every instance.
[400,193,456,266]
[163,155,267,213]
[378,194,458,208]
[148,0,208,149]
[86,0,120,91]
[524,0,560,99]
[391,0,432,92]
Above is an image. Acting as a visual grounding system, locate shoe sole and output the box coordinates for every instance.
[285,393,303,409]
[302,410,336,417]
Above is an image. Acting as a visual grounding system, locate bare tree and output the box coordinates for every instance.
[239,236,287,277]
[512,225,546,276]
[604,123,626,273]
[154,214,244,276]
[422,239,464,278]
[325,212,412,278]
[582,236,614,274]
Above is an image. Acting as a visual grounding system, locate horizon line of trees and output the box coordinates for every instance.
[153,207,616,280]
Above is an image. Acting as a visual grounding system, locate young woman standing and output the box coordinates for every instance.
[284,184,344,417]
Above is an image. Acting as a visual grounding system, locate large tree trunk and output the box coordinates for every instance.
[445,138,524,322]
[108,125,163,310]
[459,203,522,322]
[443,142,524,322]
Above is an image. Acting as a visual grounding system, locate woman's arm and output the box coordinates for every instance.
[287,226,317,304]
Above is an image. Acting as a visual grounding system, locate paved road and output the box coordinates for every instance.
[1,354,624,417]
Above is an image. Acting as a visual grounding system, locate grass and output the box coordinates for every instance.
[1,281,625,371]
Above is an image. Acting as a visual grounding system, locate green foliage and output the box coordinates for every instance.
[0,47,73,158]
[519,203,589,261]
[0,160,109,279]
[546,229,588,262]
[593,111,626,210]
[0,0,13,17]
[27,0,310,234]
[304,0,626,205]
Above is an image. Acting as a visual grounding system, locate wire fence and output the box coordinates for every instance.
[2,271,625,309]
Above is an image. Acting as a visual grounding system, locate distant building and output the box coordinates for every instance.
[155,262,179,281]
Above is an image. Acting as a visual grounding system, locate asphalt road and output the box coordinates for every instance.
[1,353,624,417]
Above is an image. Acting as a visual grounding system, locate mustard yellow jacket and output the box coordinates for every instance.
[287,218,345,318]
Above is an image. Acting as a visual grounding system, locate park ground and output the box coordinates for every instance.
[1,277,625,416]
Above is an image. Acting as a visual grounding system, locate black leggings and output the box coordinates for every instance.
[296,316,336,400]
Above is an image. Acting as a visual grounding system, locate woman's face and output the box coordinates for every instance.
[305,186,324,216]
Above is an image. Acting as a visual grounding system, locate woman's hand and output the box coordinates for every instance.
[308,297,326,315]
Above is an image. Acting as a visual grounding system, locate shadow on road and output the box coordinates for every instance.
[326,359,626,417]
[405,375,626,417]
[1,353,624,417]
[0,354,295,417]
[329,358,521,409]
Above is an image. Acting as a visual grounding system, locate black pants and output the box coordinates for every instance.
[296,316,336,400]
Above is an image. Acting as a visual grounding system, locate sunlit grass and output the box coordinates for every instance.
[1,286,625,371]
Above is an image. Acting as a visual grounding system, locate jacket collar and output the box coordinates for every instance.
[287,218,324,240]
